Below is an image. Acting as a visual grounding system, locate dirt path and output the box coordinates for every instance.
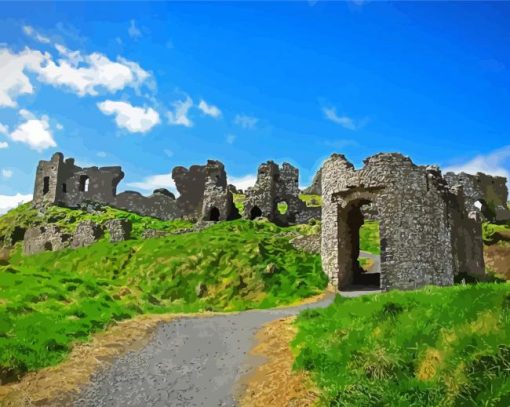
[68,292,335,407]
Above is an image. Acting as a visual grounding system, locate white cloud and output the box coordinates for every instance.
[0,142,8,149]
[126,173,176,193]
[98,100,160,133]
[1,169,13,178]
[9,110,57,151]
[0,42,151,107]
[0,47,46,107]
[234,114,258,129]
[0,193,32,215]
[226,134,236,144]
[443,146,510,183]
[164,149,174,157]
[0,123,8,135]
[228,174,257,190]
[37,46,150,96]
[56,123,64,130]
[167,96,193,127]
[22,25,51,44]
[322,107,357,130]
[198,99,221,118]
[128,20,142,39]
[97,151,107,158]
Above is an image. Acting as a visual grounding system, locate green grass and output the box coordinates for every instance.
[0,203,193,245]
[359,220,380,255]
[293,283,510,406]
[299,194,322,207]
[0,206,328,382]
[233,193,245,213]
[483,222,510,244]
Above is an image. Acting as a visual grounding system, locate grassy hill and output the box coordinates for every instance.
[293,283,510,406]
[0,203,328,383]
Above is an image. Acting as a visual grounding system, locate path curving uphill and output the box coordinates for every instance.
[71,293,335,407]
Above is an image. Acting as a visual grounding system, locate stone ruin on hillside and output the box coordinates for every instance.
[32,153,318,227]
[32,153,239,222]
[321,153,488,291]
[243,161,320,225]
[28,151,508,292]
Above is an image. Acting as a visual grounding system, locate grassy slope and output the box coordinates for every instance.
[483,222,510,279]
[232,193,322,215]
[359,220,380,255]
[293,284,510,407]
[0,205,328,381]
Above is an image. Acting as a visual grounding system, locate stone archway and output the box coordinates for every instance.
[208,207,220,221]
[334,190,381,289]
[250,206,262,220]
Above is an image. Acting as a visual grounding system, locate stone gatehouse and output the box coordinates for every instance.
[321,153,485,291]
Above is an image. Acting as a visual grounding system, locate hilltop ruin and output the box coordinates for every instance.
[29,151,509,291]
[321,153,487,291]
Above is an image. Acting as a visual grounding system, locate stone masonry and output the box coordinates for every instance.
[321,153,485,291]
[243,161,320,225]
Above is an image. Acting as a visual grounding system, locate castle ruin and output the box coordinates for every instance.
[321,153,486,291]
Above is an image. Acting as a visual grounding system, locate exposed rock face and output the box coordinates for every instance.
[142,229,168,239]
[444,172,510,222]
[321,153,485,291]
[33,153,180,220]
[71,221,103,248]
[302,167,322,195]
[243,161,320,225]
[290,234,320,254]
[23,224,72,255]
[105,219,132,242]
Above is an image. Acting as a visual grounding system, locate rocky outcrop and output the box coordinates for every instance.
[105,219,132,242]
[23,224,72,255]
[71,221,103,248]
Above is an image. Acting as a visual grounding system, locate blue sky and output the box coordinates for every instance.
[1,1,509,212]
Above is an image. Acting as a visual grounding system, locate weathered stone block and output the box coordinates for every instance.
[105,219,132,242]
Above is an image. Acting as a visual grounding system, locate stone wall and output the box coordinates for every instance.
[243,161,319,225]
[321,153,485,291]
[33,153,180,220]
[444,172,510,222]
[302,167,322,195]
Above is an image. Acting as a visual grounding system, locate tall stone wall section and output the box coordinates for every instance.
[243,161,320,225]
[444,172,510,222]
[321,153,484,291]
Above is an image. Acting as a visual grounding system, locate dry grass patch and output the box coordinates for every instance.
[237,316,318,407]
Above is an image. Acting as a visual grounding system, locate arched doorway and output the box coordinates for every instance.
[250,206,262,220]
[337,196,381,289]
[208,207,220,221]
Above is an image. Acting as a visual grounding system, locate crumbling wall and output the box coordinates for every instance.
[243,161,319,225]
[23,224,72,255]
[33,153,179,220]
[302,167,322,195]
[444,172,510,222]
[321,153,484,291]
[173,160,238,221]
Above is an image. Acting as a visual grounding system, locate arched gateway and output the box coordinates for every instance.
[321,153,485,291]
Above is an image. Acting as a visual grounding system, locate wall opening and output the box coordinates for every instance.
[62,183,67,193]
[208,207,220,221]
[44,242,53,251]
[43,177,50,195]
[277,200,288,215]
[337,199,381,289]
[79,175,90,192]
[250,206,262,220]
[475,199,495,221]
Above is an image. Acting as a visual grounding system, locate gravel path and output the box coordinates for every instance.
[359,250,381,274]
[72,293,335,407]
